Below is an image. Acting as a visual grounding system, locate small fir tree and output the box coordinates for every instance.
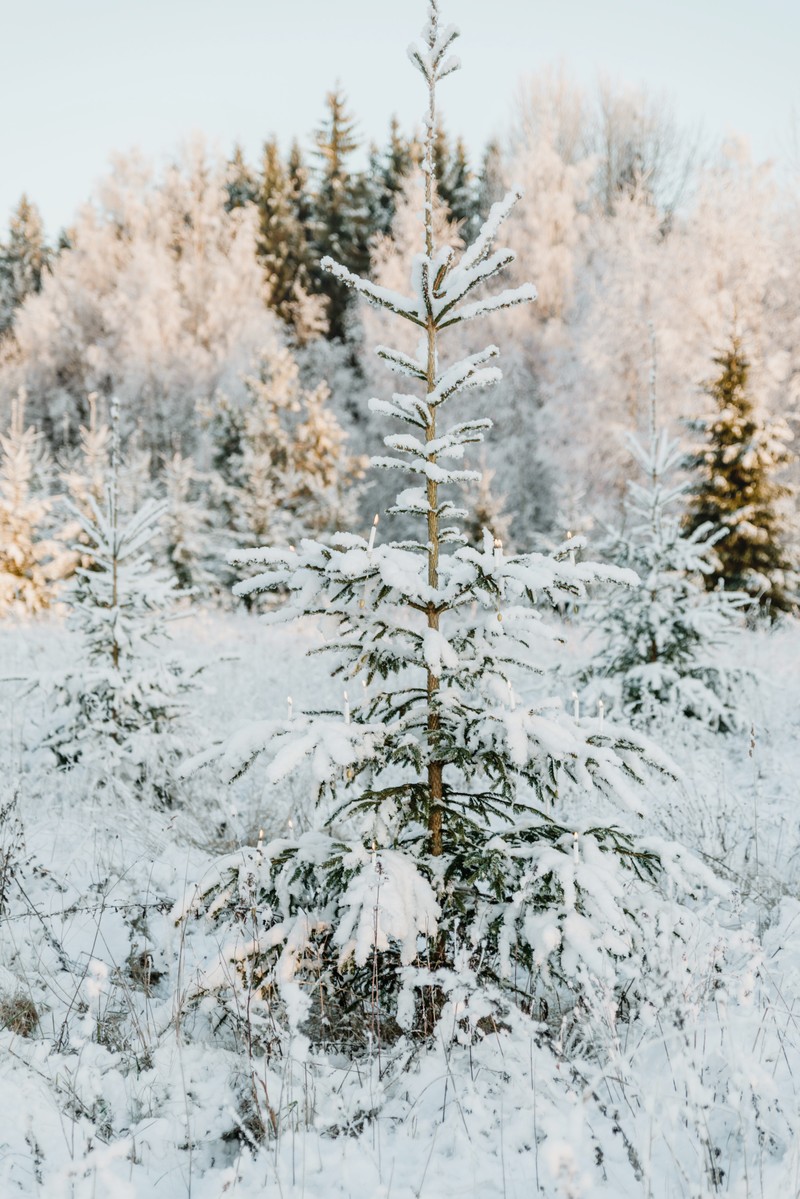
[41,405,197,804]
[185,2,690,1045]
[684,336,797,616]
[160,452,219,595]
[0,394,70,615]
[581,365,747,731]
[60,393,111,511]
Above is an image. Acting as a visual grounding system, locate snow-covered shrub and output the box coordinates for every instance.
[159,451,220,596]
[581,421,748,731]
[40,419,199,804]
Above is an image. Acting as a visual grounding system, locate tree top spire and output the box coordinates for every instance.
[408,3,460,85]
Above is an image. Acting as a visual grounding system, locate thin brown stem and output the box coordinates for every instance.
[423,62,445,857]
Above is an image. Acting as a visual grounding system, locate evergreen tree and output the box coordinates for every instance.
[367,117,417,236]
[581,415,747,732]
[255,139,326,341]
[435,130,475,229]
[287,140,315,230]
[160,452,219,595]
[60,393,111,516]
[0,196,50,336]
[224,143,257,212]
[186,4,688,1044]
[0,394,70,615]
[41,406,197,804]
[684,336,797,616]
[309,88,370,342]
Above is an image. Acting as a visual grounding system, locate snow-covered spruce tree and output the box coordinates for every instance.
[184,3,687,1043]
[160,452,220,596]
[580,352,747,731]
[41,408,197,804]
[0,393,70,615]
[684,335,797,616]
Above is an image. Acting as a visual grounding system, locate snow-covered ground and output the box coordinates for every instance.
[2,607,800,1198]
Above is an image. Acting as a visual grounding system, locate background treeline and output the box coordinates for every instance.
[0,72,798,584]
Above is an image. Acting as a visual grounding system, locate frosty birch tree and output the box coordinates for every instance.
[185,2,691,1038]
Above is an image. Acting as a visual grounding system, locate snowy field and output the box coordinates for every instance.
[2,607,800,1198]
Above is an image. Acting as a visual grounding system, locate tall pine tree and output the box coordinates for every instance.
[366,117,417,236]
[255,139,325,341]
[684,336,797,616]
[0,196,50,336]
[310,88,370,342]
[224,144,257,212]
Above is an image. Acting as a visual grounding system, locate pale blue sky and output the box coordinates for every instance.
[1,0,796,236]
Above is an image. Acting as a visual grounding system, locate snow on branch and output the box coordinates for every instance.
[460,189,523,275]
[372,454,480,486]
[320,257,424,326]
[434,248,517,322]
[369,395,429,428]
[439,284,538,330]
[383,421,492,461]
[375,345,427,380]
[184,714,384,786]
[429,346,502,406]
[407,4,460,85]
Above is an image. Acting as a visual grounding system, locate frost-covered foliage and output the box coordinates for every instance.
[183,2,710,1049]
[0,393,70,615]
[685,335,798,616]
[40,421,198,803]
[159,451,220,595]
[2,140,281,454]
[582,416,748,731]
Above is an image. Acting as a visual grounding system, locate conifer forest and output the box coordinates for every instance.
[4,3,800,1196]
